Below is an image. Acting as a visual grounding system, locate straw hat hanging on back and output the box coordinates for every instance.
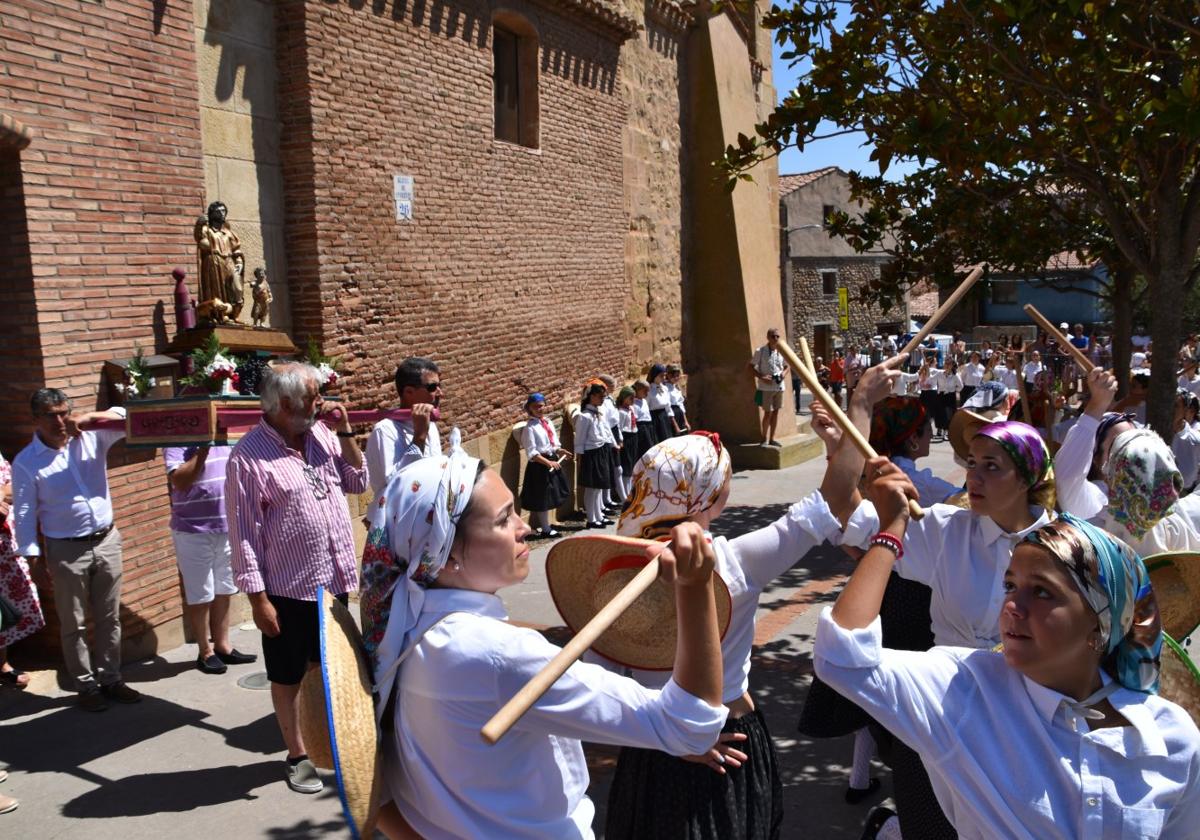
[1145,551,1200,725]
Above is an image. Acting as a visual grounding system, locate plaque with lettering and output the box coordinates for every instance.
[125,395,262,448]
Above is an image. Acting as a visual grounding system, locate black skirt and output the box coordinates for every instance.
[672,404,688,431]
[620,432,639,474]
[605,707,782,840]
[635,423,657,458]
[577,446,612,489]
[519,458,569,512]
[650,407,673,441]
[609,429,624,482]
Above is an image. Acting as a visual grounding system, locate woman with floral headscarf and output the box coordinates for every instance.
[816,459,1200,838]
[360,436,728,839]
[1056,370,1200,557]
[819,366,1060,838]
[595,432,846,840]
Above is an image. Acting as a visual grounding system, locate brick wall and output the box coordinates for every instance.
[0,1,206,649]
[277,0,632,436]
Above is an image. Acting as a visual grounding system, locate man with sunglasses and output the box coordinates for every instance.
[12,388,136,712]
[364,356,443,522]
[225,362,367,794]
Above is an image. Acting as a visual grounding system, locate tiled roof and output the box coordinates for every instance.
[907,280,940,318]
[1044,251,1100,271]
[779,167,840,197]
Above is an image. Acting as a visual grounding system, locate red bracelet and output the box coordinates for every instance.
[869,531,904,560]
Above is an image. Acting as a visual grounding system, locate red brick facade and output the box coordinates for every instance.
[278,0,632,437]
[0,1,206,648]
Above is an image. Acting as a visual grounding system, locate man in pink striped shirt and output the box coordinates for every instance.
[225,362,367,794]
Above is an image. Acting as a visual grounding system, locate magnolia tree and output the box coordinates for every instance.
[723,0,1200,437]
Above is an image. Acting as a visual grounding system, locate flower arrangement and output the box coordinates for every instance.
[304,338,342,392]
[186,334,241,395]
[115,349,156,399]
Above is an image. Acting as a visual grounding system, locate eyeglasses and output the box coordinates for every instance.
[302,463,329,500]
[39,410,71,420]
[405,381,443,392]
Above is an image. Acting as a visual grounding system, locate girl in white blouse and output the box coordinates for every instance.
[593,432,844,840]
[816,460,1200,839]
[646,364,674,442]
[575,381,618,528]
[518,393,571,538]
[360,445,728,840]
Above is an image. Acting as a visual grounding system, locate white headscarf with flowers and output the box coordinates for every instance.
[360,429,480,723]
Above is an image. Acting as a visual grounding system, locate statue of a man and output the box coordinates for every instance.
[250,267,273,328]
[193,201,245,323]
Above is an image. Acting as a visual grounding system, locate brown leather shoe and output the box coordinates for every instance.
[100,682,142,704]
[79,689,108,712]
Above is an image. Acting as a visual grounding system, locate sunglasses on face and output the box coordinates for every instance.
[408,381,442,392]
[39,410,71,420]
[302,463,329,500]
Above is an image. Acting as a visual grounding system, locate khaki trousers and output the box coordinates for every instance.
[44,527,123,691]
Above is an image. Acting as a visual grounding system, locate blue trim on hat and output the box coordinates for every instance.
[319,585,362,840]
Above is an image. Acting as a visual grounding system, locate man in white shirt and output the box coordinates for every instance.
[365,357,442,521]
[747,328,788,447]
[11,388,138,712]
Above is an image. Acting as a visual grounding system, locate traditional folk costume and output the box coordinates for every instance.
[596,433,843,840]
[359,447,727,840]
[1057,418,1200,556]
[0,453,45,672]
[837,421,1055,839]
[616,389,639,498]
[601,393,625,506]
[647,366,674,443]
[815,515,1200,839]
[667,379,689,433]
[575,402,616,527]
[519,396,570,535]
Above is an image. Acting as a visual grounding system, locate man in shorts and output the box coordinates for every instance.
[164,444,257,675]
[748,328,789,446]
[226,363,367,794]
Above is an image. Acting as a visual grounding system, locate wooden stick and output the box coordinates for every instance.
[481,557,662,744]
[778,340,924,520]
[1022,303,1096,374]
[798,336,815,372]
[894,265,985,363]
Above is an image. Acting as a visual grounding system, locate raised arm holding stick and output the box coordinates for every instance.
[892,265,985,364]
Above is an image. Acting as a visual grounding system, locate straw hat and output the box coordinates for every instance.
[1159,634,1200,727]
[949,408,1004,461]
[546,534,733,670]
[296,589,382,840]
[1145,552,1200,642]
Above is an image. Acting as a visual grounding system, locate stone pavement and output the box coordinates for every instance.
[0,442,964,839]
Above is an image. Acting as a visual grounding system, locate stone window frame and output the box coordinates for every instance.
[819,268,838,297]
[492,11,541,150]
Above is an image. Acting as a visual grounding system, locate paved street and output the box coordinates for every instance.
[0,441,964,839]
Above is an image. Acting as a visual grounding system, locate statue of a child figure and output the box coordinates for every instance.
[250,267,273,328]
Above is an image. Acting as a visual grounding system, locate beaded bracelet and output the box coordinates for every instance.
[869,531,904,560]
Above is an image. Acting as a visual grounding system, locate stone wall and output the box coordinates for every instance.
[0,0,207,651]
[788,257,907,355]
[276,0,633,442]
[619,0,689,376]
[194,0,291,330]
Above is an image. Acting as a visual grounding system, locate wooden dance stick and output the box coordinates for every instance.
[481,557,662,744]
[798,336,815,372]
[1022,303,1096,374]
[778,339,924,520]
[894,265,985,363]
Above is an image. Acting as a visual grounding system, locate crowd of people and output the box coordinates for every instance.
[0,326,1198,837]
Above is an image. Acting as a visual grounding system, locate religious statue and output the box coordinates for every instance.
[250,267,273,328]
[193,201,245,324]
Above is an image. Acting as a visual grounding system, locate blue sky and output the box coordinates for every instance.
[770,24,920,181]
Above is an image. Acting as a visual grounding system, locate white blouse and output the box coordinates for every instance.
[1023,360,1044,383]
[937,371,963,395]
[892,371,919,396]
[961,362,985,387]
[1173,424,1200,490]
[632,397,652,423]
[647,382,672,411]
[667,382,686,408]
[814,611,1200,839]
[892,456,960,506]
[589,492,842,703]
[520,417,561,461]
[573,408,613,453]
[617,406,637,435]
[601,396,622,432]
[389,588,727,840]
[843,501,1051,648]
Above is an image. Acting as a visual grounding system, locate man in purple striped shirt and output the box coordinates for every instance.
[225,362,367,794]
[164,444,257,675]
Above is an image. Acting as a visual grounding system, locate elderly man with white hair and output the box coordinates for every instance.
[224,362,367,794]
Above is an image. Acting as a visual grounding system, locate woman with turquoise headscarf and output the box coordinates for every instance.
[818,366,1060,839]
[816,459,1200,838]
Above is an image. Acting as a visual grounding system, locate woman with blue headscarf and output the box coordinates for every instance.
[359,436,728,839]
[816,459,1200,838]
